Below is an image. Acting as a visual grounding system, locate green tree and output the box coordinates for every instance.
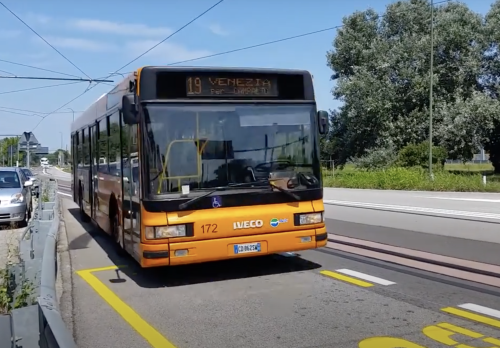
[47,149,71,165]
[0,137,20,166]
[326,0,498,170]
[482,0,500,172]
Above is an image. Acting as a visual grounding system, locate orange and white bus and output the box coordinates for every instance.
[70,66,329,268]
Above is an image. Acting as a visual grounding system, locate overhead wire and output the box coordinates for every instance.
[0,75,113,82]
[166,26,344,67]
[32,85,93,131]
[31,0,225,130]
[78,0,226,95]
[0,58,83,78]
[116,0,452,72]
[0,69,15,75]
[0,109,44,118]
[111,0,225,74]
[0,106,83,114]
[0,1,91,79]
[32,0,453,131]
[0,81,84,96]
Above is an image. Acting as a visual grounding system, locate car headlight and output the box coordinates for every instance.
[145,225,186,239]
[298,212,323,225]
[10,193,24,204]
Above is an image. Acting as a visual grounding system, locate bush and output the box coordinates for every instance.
[323,167,500,192]
[350,144,398,171]
[397,141,447,169]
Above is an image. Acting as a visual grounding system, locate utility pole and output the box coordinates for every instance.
[22,131,32,169]
[428,0,435,181]
[26,138,30,169]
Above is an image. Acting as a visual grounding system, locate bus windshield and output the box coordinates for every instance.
[143,104,321,196]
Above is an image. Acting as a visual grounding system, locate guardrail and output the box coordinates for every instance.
[0,178,77,348]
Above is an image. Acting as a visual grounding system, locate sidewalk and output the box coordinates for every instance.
[57,197,146,348]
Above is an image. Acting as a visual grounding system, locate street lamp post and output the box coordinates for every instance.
[59,131,63,166]
[428,0,435,180]
[67,107,75,122]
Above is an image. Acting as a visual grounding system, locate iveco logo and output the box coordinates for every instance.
[233,220,264,229]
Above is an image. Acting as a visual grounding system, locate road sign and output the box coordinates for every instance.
[34,147,49,155]
[18,144,38,150]
[18,132,39,146]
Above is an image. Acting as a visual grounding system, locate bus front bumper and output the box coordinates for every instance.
[140,227,327,268]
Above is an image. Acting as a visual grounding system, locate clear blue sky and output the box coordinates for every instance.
[0,0,494,152]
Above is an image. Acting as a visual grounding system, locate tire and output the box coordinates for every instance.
[79,191,90,222]
[111,213,125,255]
[18,208,29,228]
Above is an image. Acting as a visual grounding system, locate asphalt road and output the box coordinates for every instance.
[324,187,500,215]
[42,167,72,197]
[323,188,500,264]
[45,173,500,348]
[59,202,500,348]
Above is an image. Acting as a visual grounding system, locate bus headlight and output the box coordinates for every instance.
[298,212,323,225]
[145,225,187,239]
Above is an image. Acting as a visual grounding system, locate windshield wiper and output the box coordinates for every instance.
[179,180,302,210]
[178,182,259,210]
[178,180,300,210]
[266,180,301,201]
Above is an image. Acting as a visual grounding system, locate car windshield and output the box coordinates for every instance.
[143,104,321,196]
[0,171,21,189]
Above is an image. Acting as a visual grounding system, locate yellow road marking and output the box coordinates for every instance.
[437,322,483,338]
[320,270,373,287]
[441,307,500,329]
[77,265,124,273]
[77,267,176,348]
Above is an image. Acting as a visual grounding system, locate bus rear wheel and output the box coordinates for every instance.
[111,213,125,256]
[79,190,90,222]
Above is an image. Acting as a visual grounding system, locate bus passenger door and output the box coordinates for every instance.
[90,124,98,219]
[121,122,140,259]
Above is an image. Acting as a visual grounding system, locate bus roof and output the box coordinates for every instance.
[70,71,136,133]
[70,66,314,134]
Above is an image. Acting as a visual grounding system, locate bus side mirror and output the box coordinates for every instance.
[317,110,329,135]
[122,95,138,125]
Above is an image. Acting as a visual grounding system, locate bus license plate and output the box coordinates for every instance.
[233,242,261,254]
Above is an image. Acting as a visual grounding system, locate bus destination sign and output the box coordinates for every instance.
[186,75,278,97]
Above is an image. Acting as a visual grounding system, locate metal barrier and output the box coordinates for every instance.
[0,178,77,348]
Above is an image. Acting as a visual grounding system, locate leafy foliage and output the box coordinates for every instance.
[397,141,447,169]
[350,143,398,170]
[0,268,35,314]
[0,137,22,166]
[324,167,500,192]
[324,0,500,172]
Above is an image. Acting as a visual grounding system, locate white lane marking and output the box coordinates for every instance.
[335,269,396,286]
[458,303,500,319]
[57,191,72,197]
[421,197,500,203]
[323,199,500,220]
